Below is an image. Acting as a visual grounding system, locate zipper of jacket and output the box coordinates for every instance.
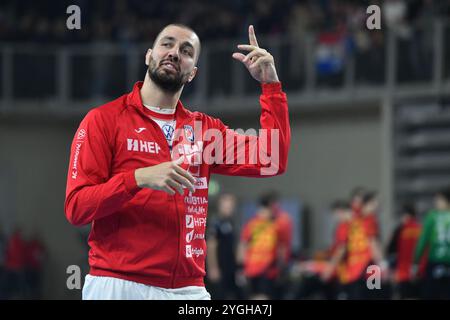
[149,120,180,287]
[137,109,190,288]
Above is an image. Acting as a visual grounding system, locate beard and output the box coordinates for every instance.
[148,58,190,93]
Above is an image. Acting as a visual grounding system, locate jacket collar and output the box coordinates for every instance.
[126,81,193,122]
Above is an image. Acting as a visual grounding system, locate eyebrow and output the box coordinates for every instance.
[160,36,195,50]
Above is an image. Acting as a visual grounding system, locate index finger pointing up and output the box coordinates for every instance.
[249,25,259,47]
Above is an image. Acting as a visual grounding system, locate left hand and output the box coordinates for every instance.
[320,264,335,282]
[232,25,279,84]
[207,267,221,283]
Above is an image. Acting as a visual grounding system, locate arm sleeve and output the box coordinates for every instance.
[64,109,140,226]
[240,220,253,243]
[278,219,293,262]
[414,214,433,263]
[364,215,379,238]
[277,219,292,248]
[210,82,291,177]
[206,218,218,239]
[335,223,349,247]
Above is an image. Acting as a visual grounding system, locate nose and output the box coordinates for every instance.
[167,47,180,62]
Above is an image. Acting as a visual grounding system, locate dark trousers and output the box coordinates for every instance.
[421,263,450,300]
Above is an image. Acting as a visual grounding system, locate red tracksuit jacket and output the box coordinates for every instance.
[65,81,290,288]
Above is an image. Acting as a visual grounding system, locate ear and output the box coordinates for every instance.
[145,49,152,66]
[187,67,198,83]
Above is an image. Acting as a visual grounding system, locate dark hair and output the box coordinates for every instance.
[154,23,201,59]
[156,23,197,37]
[259,191,280,208]
[331,200,350,211]
[351,186,366,199]
[362,191,377,205]
[437,186,450,203]
[401,203,416,217]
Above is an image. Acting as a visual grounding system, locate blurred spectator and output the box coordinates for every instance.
[350,186,366,216]
[386,203,424,299]
[1,0,449,100]
[237,191,291,300]
[382,0,410,38]
[413,187,450,299]
[327,189,375,299]
[299,200,353,299]
[0,0,288,44]
[361,192,386,270]
[407,0,435,81]
[4,228,27,299]
[24,233,46,299]
[361,192,380,238]
[206,193,241,299]
[361,191,390,299]
[263,191,293,299]
[315,31,344,86]
[0,0,442,46]
[323,201,352,267]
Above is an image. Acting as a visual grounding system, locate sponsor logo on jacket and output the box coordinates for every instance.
[185,230,205,243]
[182,177,208,190]
[127,139,161,154]
[184,125,195,142]
[71,142,82,179]
[185,245,204,258]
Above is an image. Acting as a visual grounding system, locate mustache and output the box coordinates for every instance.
[159,59,180,72]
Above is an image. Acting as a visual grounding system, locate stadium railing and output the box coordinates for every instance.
[0,19,449,116]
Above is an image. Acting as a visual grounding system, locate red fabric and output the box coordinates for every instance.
[328,221,349,257]
[338,216,372,284]
[396,218,424,282]
[351,204,362,218]
[326,222,350,280]
[335,222,349,248]
[5,232,27,270]
[318,31,345,44]
[274,209,292,262]
[26,239,46,270]
[65,81,290,288]
[363,213,379,238]
[241,209,292,279]
[241,215,278,278]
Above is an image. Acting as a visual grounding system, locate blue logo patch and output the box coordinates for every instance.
[162,124,175,141]
[184,125,195,142]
